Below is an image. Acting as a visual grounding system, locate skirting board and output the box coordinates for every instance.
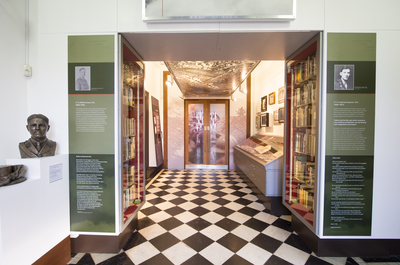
[292,214,400,257]
[32,236,71,265]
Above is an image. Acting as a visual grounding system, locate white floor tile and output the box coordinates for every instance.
[162,242,197,264]
[224,201,245,211]
[237,242,272,264]
[169,224,198,240]
[148,211,172,223]
[200,224,229,241]
[231,225,260,241]
[201,212,225,224]
[160,193,179,201]
[247,201,266,211]
[175,211,198,223]
[243,194,259,201]
[178,201,198,211]
[125,241,160,264]
[202,194,219,201]
[253,212,278,224]
[274,243,311,265]
[156,201,175,210]
[227,212,252,224]
[262,225,291,242]
[139,224,167,240]
[202,201,221,211]
[181,194,198,201]
[199,242,234,265]
[222,194,240,201]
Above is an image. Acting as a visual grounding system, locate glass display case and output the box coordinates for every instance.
[120,37,145,224]
[284,34,321,226]
[235,134,284,164]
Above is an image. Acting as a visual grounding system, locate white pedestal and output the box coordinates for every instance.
[0,155,69,265]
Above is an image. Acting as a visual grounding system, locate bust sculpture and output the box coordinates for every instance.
[19,114,56,158]
[0,165,27,187]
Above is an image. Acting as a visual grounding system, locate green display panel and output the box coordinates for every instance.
[324,33,376,236]
[68,35,115,233]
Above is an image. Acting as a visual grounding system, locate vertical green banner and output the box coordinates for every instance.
[324,33,376,236]
[68,35,116,233]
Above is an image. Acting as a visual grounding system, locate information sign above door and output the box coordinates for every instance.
[143,0,296,22]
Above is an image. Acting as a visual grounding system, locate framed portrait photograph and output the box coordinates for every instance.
[261,96,268,112]
[269,92,275,105]
[75,66,91,91]
[273,110,280,125]
[261,113,268,127]
[334,64,355,90]
[279,107,285,123]
[278,86,285,103]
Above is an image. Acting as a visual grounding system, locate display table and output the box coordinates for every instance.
[234,134,289,215]
[0,155,70,265]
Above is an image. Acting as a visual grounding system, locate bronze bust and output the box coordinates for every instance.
[19,114,56,158]
[0,165,27,187]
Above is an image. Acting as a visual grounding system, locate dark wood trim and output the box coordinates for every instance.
[71,214,138,253]
[33,236,71,265]
[291,214,400,257]
[246,74,251,138]
[163,71,169,169]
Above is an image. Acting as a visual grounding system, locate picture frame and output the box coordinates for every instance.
[273,110,280,125]
[256,115,261,129]
[261,113,268,127]
[261,96,268,112]
[269,92,276,105]
[279,107,285,123]
[278,86,285,103]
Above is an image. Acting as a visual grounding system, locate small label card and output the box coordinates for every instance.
[49,163,63,183]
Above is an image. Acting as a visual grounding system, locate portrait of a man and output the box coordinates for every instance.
[19,114,56,158]
[75,66,91,91]
[334,65,354,90]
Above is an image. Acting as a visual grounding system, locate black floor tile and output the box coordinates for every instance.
[149,232,180,252]
[153,190,171,197]
[243,218,270,231]
[345,257,359,265]
[169,197,187,205]
[158,217,184,230]
[238,206,260,217]
[183,232,214,252]
[250,233,283,253]
[164,206,186,216]
[147,197,166,205]
[182,254,214,265]
[187,218,212,231]
[213,207,235,217]
[215,218,241,232]
[217,233,248,252]
[76,253,95,265]
[231,191,248,197]
[172,190,189,197]
[213,198,231,206]
[212,191,228,197]
[140,205,162,216]
[234,198,253,206]
[265,255,294,265]
[304,255,333,265]
[284,234,312,254]
[122,232,147,250]
[191,197,209,205]
[98,252,134,265]
[189,206,211,216]
[137,216,156,229]
[193,190,208,197]
[271,218,293,232]
[140,253,174,265]
[223,254,253,265]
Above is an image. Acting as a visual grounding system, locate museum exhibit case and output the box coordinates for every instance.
[234,134,287,215]
[68,34,145,253]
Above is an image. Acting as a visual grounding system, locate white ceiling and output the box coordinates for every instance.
[121,31,320,61]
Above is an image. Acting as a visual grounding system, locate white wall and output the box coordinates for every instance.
[0,0,29,163]
[144,62,164,167]
[251,61,285,136]
[0,0,398,242]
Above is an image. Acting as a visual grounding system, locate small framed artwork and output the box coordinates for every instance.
[278,86,285,103]
[261,96,268,112]
[273,110,280,125]
[269,92,276,105]
[256,115,261,129]
[261,113,268,127]
[279,107,285,123]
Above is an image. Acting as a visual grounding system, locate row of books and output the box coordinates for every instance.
[294,158,315,185]
[123,137,136,161]
[299,188,314,211]
[293,53,317,84]
[295,132,316,156]
[295,105,314,127]
[123,117,135,137]
[122,86,135,107]
[293,81,316,107]
[123,185,136,212]
[123,164,135,189]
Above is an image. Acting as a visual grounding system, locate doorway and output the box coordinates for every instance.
[185,99,229,169]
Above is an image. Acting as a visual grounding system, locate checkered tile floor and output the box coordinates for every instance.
[68,169,400,265]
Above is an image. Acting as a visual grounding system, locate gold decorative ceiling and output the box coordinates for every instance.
[165,60,260,97]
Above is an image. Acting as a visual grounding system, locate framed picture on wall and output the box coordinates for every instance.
[261,113,268,127]
[256,115,261,129]
[279,107,285,123]
[269,92,276,105]
[261,96,268,112]
[273,110,280,125]
[278,86,285,103]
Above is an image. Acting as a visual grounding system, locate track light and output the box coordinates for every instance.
[231,95,237,102]
[166,75,174,87]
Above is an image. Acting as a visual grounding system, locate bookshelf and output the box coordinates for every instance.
[284,34,320,226]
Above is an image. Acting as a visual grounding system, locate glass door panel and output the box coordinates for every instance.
[210,103,227,165]
[187,103,204,164]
